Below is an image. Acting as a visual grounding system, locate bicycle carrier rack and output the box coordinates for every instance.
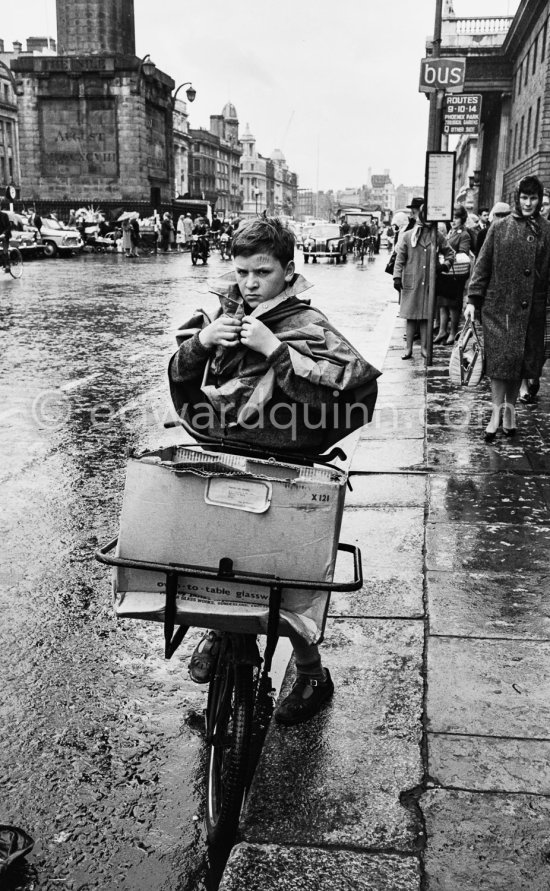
[95,541,363,670]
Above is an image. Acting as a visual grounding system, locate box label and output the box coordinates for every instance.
[205,477,272,513]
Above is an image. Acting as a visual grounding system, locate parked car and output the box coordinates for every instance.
[7,212,44,256]
[40,217,84,257]
[302,223,347,264]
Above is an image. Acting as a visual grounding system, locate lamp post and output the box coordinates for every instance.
[254,188,261,216]
[134,53,157,95]
[171,82,197,108]
[425,0,444,368]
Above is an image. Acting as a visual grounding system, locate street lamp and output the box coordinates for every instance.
[134,53,157,95]
[171,82,197,108]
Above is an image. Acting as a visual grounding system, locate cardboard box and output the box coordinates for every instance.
[114,446,348,644]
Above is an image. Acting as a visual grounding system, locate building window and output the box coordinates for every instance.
[518,62,522,94]
[542,21,548,63]
[524,50,530,85]
[8,157,13,178]
[506,127,513,166]
[526,107,532,153]
[533,34,538,73]
[534,96,541,147]
[519,116,525,157]
[513,122,518,163]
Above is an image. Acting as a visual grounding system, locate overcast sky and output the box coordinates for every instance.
[2,0,520,191]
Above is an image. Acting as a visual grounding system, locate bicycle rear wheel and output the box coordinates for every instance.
[8,248,23,279]
[205,636,254,845]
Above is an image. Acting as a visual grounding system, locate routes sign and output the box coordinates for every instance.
[419,57,465,93]
[443,94,482,134]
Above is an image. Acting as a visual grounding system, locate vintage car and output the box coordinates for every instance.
[7,212,44,256]
[302,223,347,263]
[40,217,84,257]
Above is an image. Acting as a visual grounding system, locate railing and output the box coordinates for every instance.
[453,16,514,35]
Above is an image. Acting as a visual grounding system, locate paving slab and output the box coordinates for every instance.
[352,439,426,472]
[428,473,550,524]
[426,521,550,572]
[427,570,550,640]
[428,732,550,794]
[422,789,550,891]
[363,408,424,440]
[427,636,550,737]
[330,574,424,619]
[346,474,426,509]
[427,437,534,473]
[219,843,421,891]
[341,508,425,577]
[240,619,424,850]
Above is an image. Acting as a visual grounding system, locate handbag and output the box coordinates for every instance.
[451,251,471,277]
[449,319,484,387]
[385,250,396,275]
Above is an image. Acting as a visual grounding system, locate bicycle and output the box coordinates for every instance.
[367,235,376,260]
[2,246,23,279]
[96,422,363,847]
[354,236,368,265]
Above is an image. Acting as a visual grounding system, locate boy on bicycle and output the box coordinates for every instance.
[168,217,380,725]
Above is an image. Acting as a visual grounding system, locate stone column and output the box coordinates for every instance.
[494,92,511,202]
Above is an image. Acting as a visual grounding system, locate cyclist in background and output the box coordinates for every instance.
[0,199,12,271]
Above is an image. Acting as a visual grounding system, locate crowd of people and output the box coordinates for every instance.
[392,174,550,442]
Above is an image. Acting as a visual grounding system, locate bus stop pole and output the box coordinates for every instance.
[425,0,444,368]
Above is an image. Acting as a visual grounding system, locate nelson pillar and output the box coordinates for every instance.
[12,0,175,209]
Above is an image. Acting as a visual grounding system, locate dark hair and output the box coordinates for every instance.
[231,217,295,266]
[517,175,543,200]
[453,204,468,223]
[479,207,489,214]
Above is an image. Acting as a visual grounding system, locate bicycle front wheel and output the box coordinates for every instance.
[8,248,23,279]
[206,638,254,845]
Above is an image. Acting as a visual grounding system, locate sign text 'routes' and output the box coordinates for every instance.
[443,94,482,135]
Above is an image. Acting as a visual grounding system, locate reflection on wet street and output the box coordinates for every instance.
[0,249,391,890]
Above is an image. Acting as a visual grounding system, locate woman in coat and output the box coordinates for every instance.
[394,204,454,359]
[465,175,550,441]
[435,204,473,345]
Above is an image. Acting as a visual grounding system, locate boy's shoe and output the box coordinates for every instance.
[273,669,334,726]
[188,630,220,684]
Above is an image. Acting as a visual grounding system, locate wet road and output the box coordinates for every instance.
[0,245,393,891]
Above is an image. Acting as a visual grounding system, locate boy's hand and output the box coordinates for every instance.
[239,317,281,357]
[199,315,242,349]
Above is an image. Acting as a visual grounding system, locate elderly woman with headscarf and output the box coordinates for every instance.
[393,203,454,359]
[465,175,550,441]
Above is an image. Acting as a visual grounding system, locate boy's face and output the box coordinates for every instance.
[233,252,295,308]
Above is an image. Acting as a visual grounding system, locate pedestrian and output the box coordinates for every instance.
[68,208,77,228]
[465,175,550,441]
[434,205,473,345]
[183,213,193,250]
[130,214,140,257]
[160,212,172,252]
[393,202,454,359]
[167,213,176,251]
[121,218,133,257]
[542,189,550,220]
[168,217,380,725]
[176,214,186,251]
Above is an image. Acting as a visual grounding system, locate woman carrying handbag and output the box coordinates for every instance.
[435,205,473,345]
[465,175,550,442]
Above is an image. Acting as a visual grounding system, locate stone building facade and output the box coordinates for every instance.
[0,43,21,195]
[240,124,298,218]
[436,1,550,209]
[12,0,174,209]
[188,102,243,217]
